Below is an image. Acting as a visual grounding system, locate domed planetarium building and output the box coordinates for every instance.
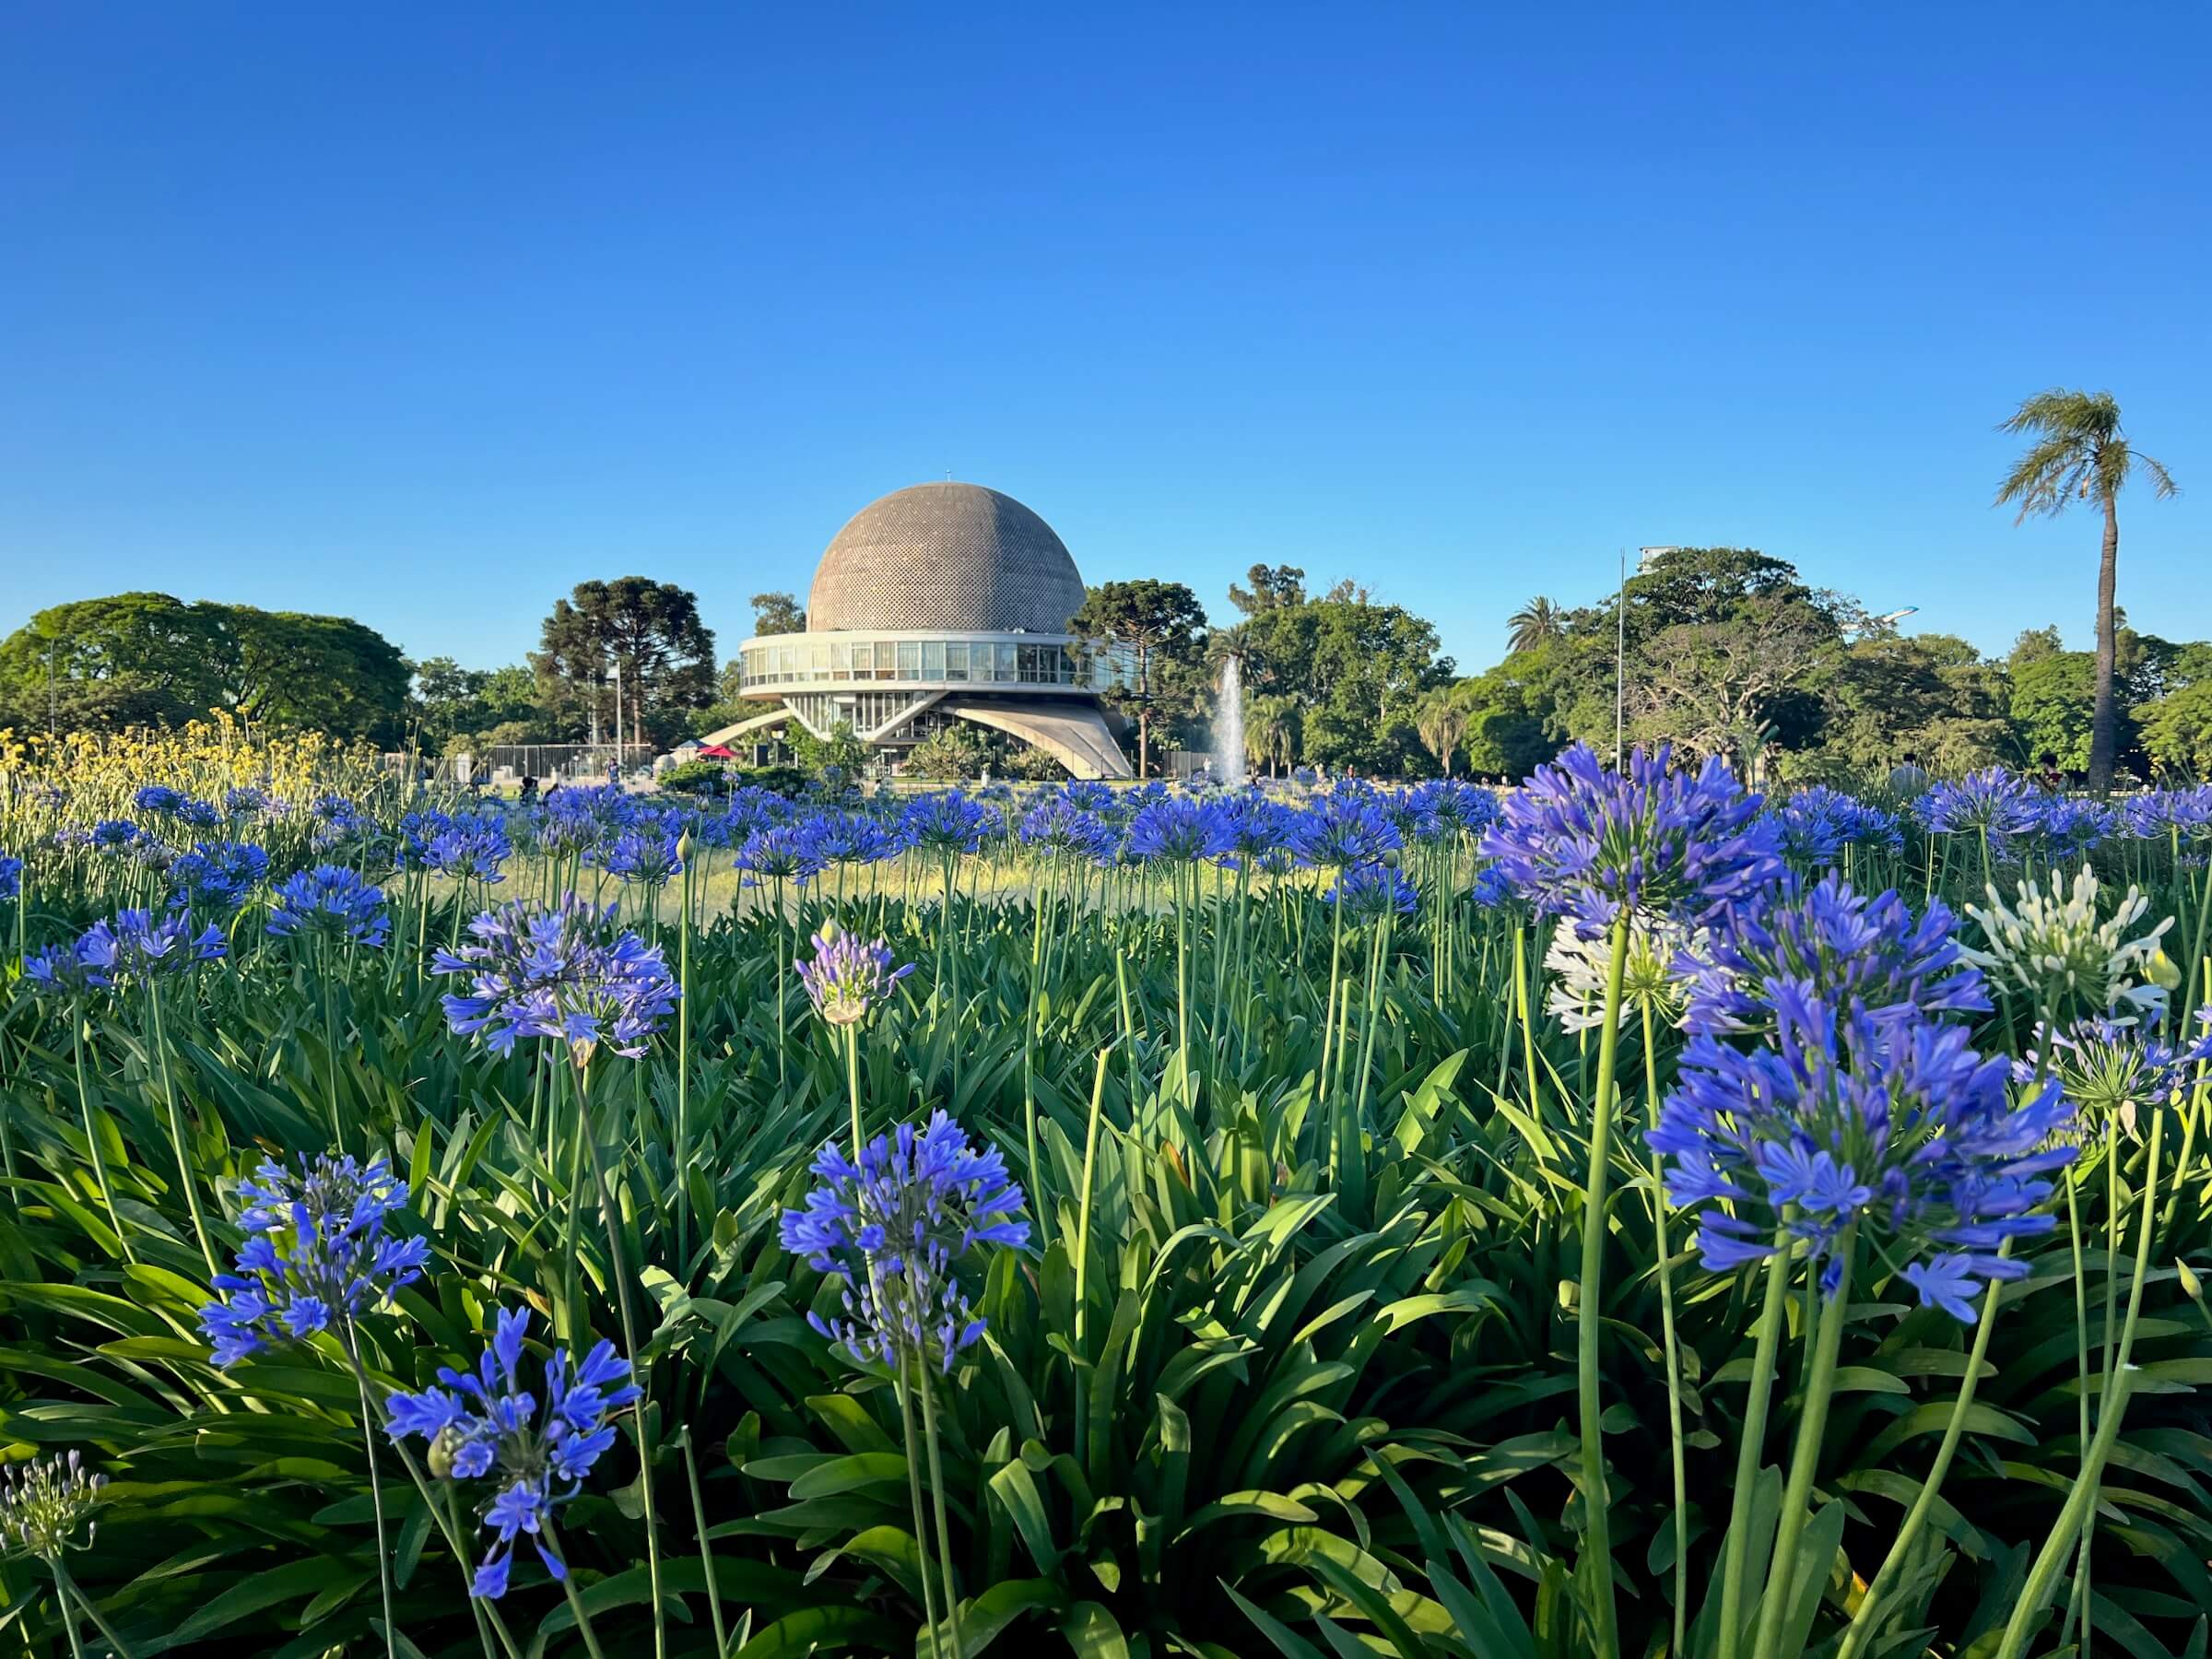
[716,482,1134,778]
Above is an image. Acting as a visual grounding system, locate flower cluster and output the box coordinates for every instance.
[1325,862,1418,927]
[900,791,999,856]
[0,854,20,902]
[779,1112,1029,1372]
[1771,785,1902,865]
[434,894,677,1057]
[60,908,229,986]
[1544,912,1700,1031]
[1913,768,2040,858]
[399,808,513,884]
[595,821,685,886]
[1650,982,2076,1321]
[796,925,914,1027]
[169,839,270,912]
[1290,788,1403,870]
[1405,779,1501,843]
[1677,875,1989,1039]
[198,1153,431,1366]
[1016,796,1119,864]
[2025,1007,2212,1135]
[268,865,393,947]
[385,1308,640,1598]
[1480,743,1783,937]
[735,824,825,889]
[1964,868,2175,1025]
[2029,795,2115,862]
[0,1451,106,1560]
[1126,797,1214,864]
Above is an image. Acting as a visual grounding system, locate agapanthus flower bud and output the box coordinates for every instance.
[796,925,913,1028]
[0,1451,106,1560]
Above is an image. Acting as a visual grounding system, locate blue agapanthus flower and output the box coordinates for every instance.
[224,785,272,818]
[2029,795,2115,863]
[89,819,144,854]
[1406,779,1502,843]
[197,1153,431,1366]
[802,810,900,869]
[175,796,223,831]
[1676,875,1989,1038]
[425,816,513,884]
[71,909,228,985]
[1289,788,1404,871]
[900,791,1000,857]
[0,855,19,902]
[1468,865,1518,910]
[735,824,825,889]
[595,822,684,886]
[779,1112,1030,1374]
[1480,743,1783,938]
[1016,797,1119,864]
[384,1307,640,1598]
[1648,982,2077,1320]
[2124,785,2212,858]
[268,865,393,947]
[169,841,270,913]
[1126,798,1213,864]
[21,939,104,1000]
[1913,768,2040,857]
[133,784,185,816]
[433,894,677,1057]
[1201,793,1295,868]
[1771,785,1903,865]
[1325,863,1418,925]
[310,794,372,850]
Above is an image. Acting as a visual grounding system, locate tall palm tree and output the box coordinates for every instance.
[1244,694,1299,778]
[1507,596,1565,655]
[1996,390,2177,791]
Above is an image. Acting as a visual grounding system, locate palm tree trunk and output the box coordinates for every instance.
[2088,492,2121,793]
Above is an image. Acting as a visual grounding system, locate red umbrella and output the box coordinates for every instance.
[695,743,737,759]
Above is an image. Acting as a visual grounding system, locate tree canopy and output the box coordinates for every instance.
[534,577,717,749]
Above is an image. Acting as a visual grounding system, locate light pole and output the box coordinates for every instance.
[609,662,624,782]
[1615,547,1674,767]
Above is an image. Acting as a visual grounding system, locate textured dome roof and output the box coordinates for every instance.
[807,482,1087,634]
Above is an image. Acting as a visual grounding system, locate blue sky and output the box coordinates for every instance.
[4,2,2207,675]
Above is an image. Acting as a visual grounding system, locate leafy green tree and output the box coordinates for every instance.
[902,724,991,781]
[1507,596,1566,654]
[1415,688,1471,776]
[750,592,806,635]
[1809,633,2010,777]
[1069,580,1209,777]
[226,608,411,746]
[1243,693,1300,777]
[0,593,233,733]
[1996,389,2178,791]
[534,577,717,748]
[1226,564,1307,617]
[789,718,868,780]
[2009,651,2103,772]
[1235,593,1453,775]
[2139,683,2212,778]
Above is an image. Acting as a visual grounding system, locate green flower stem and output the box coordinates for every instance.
[339,1336,518,1659]
[1752,1222,1858,1659]
[1835,1242,2013,1659]
[71,1015,132,1263]
[914,1366,965,1658]
[1993,1365,2136,1659]
[678,1429,727,1659]
[894,1364,947,1659]
[43,1557,94,1659]
[320,935,345,1153]
[545,1519,609,1659]
[571,1053,665,1659]
[1717,1229,1796,1659]
[1638,1001,1688,1659]
[1072,1044,1112,1474]
[1573,916,1632,1657]
[675,852,693,1267]
[143,981,219,1277]
[846,1023,864,1153]
[340,1331,400,1659]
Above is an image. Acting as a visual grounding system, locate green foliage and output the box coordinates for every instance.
[750,591,807,635]
[411,658,545,753]
[0,592,410,743]
[2009,650,2101,770]
[2139,681,2212,777]
[903,723,992,781]
[790,718,869,780]
[1233,594,1453,776]
[1070,579,1210,776]
[656,757,735,794]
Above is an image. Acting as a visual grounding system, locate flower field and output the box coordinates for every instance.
[3,728,2212,1658]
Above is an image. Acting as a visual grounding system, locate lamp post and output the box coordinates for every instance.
[1615,547,1675,767]
[608,663,623,782]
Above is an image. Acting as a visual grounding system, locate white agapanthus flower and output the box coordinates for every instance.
[1963,867,2177,1025]
[1544,913,1702,1031]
